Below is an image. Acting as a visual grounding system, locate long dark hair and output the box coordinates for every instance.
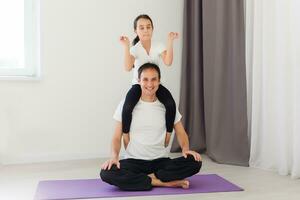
[132,14,154,46]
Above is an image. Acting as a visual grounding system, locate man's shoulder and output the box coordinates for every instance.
[119,99,125,106]
[113,99,126,121]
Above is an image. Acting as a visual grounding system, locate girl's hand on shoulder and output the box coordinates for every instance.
[119,36,130,47]
[168,32,179,41]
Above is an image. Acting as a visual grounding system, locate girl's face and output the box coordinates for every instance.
[135,18,153,42]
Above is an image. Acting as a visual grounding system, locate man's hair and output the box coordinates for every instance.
[138,63,161,79]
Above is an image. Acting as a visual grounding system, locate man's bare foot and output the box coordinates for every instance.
[148,173,190,189]
[166,179,190,189]
[181,180,190,189]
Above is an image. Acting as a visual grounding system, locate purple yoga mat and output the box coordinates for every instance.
[34,174,243,200]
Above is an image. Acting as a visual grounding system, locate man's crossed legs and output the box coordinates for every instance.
[100,155,202,191]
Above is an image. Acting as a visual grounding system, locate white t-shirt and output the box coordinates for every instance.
[130,41,166,84]
[113,99,182,160]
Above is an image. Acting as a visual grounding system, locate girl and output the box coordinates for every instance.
[119,14,178,146]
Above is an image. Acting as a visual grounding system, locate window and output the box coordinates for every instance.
[0,0,40,79]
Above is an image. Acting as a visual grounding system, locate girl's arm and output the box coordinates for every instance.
[120,36,135,71]
[161,32,179,66]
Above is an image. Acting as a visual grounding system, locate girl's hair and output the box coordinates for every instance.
[132,14,154,46]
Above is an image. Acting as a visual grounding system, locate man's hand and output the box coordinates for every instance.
[101,157,120,170]
[119,36,130,47]
[182,150,202,162]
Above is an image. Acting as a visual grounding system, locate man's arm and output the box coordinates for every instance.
[174,121,202,161]
[101,121,123,170]
[174,121,190,152]
[110,121,122,158]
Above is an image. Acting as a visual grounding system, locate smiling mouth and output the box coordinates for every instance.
[145,87,154,92]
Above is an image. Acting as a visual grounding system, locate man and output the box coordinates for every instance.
[100,63,202,191]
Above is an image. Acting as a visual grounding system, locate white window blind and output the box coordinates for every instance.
[0,0,40,78]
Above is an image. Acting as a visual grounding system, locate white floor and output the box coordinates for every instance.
[0,154,299,200]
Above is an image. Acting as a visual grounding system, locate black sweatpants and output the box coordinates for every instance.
[100,155,202,191]
[122,84,176,133]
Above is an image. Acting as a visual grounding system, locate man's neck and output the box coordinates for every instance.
[140,94,157,102]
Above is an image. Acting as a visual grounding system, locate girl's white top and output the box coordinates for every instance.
[130,41,166,84]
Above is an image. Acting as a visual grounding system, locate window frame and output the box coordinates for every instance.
[0,0,41,80]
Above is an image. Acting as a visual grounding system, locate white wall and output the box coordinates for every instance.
[0,0,184,164]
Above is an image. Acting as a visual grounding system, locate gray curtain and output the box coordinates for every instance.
[171,0,206,153]
[171,0,249,166]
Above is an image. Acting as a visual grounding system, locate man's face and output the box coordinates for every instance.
[139,68,160,97]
